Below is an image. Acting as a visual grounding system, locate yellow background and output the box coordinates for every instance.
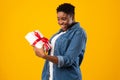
[0,0,120,80]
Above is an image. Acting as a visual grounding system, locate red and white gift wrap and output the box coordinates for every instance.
[25,30,51,51]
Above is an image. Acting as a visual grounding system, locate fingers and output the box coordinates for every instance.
[32,45,45,54]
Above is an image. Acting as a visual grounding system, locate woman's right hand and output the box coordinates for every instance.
[33,46,46,58]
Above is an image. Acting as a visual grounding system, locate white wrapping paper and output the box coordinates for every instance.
[25,30,48,49]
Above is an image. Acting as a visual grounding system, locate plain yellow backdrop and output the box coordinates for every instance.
[0,0,120,80]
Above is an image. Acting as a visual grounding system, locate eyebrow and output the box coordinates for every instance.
[57,16,67,18]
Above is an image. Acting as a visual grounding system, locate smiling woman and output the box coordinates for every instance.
[33,3,87,80]
[57,12,74,31]
[57,3,75,31]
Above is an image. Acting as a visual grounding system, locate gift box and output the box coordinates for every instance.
[25,30,51,51]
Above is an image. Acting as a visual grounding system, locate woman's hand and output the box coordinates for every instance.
[33,46,46,58]
[33,46,58,64]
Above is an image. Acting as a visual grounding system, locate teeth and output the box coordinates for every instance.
[61,25,64,26]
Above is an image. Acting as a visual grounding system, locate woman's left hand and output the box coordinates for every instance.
[33,46,46,58]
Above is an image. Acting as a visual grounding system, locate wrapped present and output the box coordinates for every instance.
[25,30,51,51]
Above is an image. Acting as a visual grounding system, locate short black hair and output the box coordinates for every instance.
[56,3,75,15]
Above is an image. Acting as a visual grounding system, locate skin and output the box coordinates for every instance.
[33,11,74,64]
[57,12,74,31]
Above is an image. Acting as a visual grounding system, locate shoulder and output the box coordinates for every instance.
[74,26,87,38]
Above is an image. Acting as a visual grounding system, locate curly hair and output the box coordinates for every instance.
[56,3,75,15]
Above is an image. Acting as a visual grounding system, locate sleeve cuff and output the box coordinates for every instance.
[57,56,64,68]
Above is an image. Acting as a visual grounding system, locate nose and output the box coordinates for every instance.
[58,20,63,25]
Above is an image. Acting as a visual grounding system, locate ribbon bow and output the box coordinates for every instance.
[32,31,51,51]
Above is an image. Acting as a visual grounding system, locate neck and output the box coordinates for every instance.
[67,21,76,30]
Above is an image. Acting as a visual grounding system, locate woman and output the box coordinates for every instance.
[34,3,87,80]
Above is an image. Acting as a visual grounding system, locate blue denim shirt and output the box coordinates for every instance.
[42,23,87,80]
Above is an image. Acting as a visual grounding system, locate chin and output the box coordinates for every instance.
[60,26,68,31]
[61,28,67,31]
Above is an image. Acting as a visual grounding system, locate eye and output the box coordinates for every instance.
[57,17,67,21]
[62,17,67,21]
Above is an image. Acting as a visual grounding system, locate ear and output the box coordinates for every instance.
[72,15,75,20]
[70,14,74,21]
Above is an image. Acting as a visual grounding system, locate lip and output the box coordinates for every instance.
[60,24,66,27]
[60,25,65,27]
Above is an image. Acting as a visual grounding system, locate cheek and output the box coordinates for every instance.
[65,20,71,26]
[63,21,68,25]
[69,19,73,24]
[64,20,69,25]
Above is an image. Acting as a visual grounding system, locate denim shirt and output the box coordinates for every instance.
[42,22,87,80]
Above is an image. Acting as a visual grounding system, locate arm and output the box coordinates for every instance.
[33,47,58,64]
[33,31,86,68]
[57,31,86,67]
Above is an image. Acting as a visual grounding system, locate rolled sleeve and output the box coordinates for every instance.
[57,56,64,68]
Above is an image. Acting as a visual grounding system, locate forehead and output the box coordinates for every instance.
[57,12,69,17]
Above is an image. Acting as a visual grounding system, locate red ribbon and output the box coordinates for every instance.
[32,31,51,51]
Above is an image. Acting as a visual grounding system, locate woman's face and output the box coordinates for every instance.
[57,12,74,31]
